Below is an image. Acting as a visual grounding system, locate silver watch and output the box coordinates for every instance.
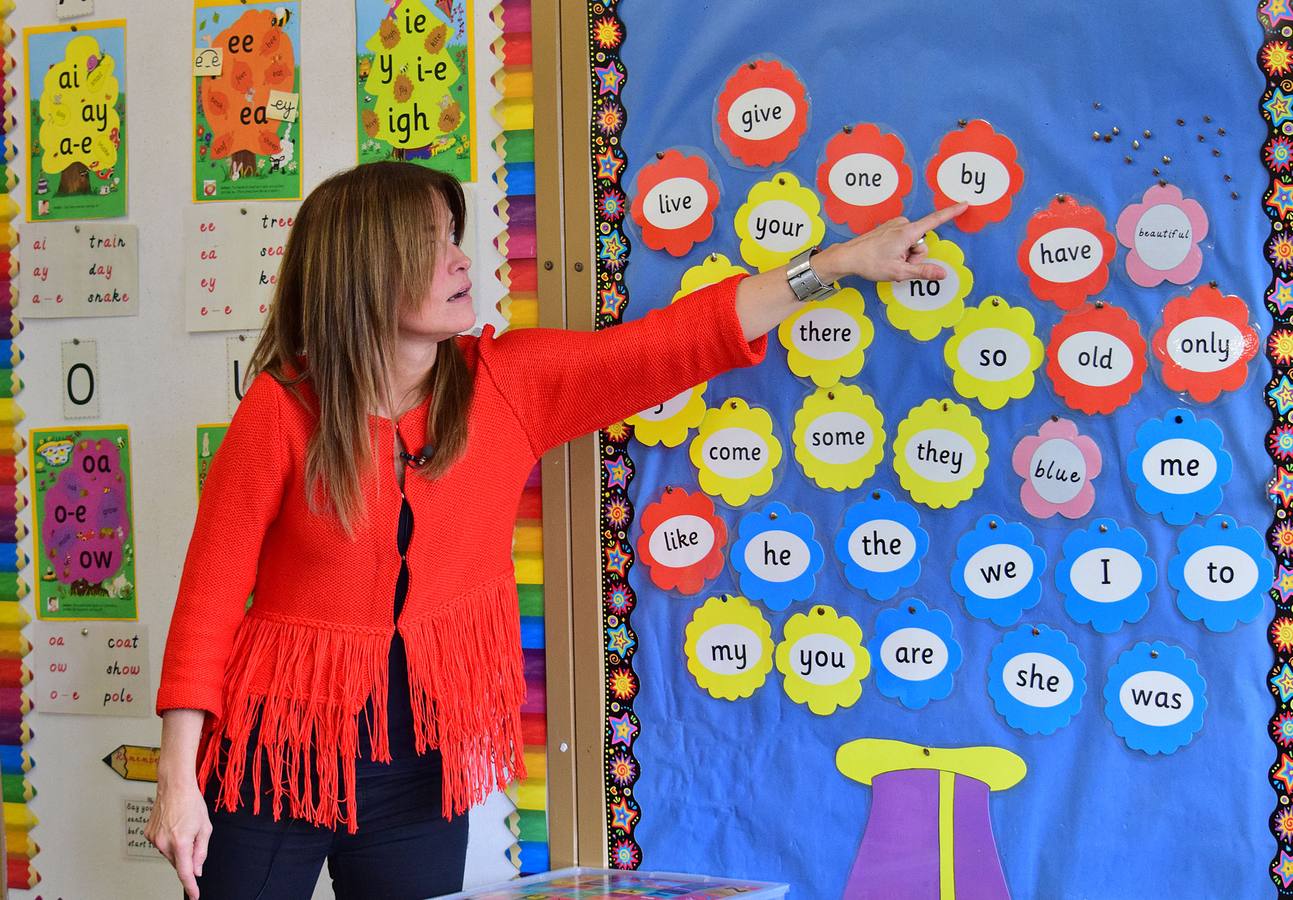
[786,246,837,302]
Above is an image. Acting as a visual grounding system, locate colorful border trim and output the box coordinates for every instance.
[3,6,36,891]
[1262,3,1293,893]
[490,0,551,876]
[492,0,539,331]
[586,0,642,870]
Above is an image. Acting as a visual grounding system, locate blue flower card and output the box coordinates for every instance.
[987,624,1087,735]
[1103,641,1206,755]
[1055,518,1157,634]
[1126,408,1232,525]
[950,515,1046,627]
[731,501,824,611]
[869,599,962,709]
[833,490,927,601]
[1168,515,1272,632]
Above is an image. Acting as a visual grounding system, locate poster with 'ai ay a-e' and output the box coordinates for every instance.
[24,20,127,221]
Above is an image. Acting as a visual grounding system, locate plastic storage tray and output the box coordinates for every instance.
[439,866,790,899]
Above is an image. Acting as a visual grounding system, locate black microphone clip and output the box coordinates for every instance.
[399,446,433,469]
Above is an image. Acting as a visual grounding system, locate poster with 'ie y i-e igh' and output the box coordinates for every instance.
[24,20,127,221]
[356,0,476,183]
[193,1,301,202]
[30,427,137,621]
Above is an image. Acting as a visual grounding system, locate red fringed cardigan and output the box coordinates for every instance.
[157,275,764,833]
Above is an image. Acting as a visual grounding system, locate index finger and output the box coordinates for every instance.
[175,840,200,900]
[907,203,968,238]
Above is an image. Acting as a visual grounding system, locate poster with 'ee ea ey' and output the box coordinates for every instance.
[193,1,301,202]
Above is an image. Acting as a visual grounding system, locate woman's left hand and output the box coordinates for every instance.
[813,202,968,285]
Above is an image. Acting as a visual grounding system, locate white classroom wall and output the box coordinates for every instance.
[9,0,518,896]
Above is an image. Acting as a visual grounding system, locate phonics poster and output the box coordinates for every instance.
[592,2,1279,897]
[24,19,126,221]
[195,423,227,496]
[182,201,298,332]
[34,621,150,716]
[355,0,476,183]
[30,426,136,621]
[22,222,139,318]
[192,1,301,202]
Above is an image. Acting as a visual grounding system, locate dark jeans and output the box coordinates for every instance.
[195,748,469,900]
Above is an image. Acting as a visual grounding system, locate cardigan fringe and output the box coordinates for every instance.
[403,575,528,818]
[196,575,526,833]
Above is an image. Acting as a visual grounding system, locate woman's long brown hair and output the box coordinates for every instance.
[249,161,474,532]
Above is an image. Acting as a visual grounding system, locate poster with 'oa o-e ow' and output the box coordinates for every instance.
[30,427,137,621]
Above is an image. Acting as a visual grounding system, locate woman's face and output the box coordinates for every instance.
[401,218,474,341]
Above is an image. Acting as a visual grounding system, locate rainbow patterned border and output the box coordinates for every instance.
[492,0,538,330]
[0,2,35,892]
[491,0,550,876]
[584,0,641,871]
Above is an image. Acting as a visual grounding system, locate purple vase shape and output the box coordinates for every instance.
[836,738,1026,900]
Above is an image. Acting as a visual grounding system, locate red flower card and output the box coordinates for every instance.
[816,124,912,234]
[1017,196,1116,310]
[1044,302,1148,413]
[1152,284,1259,402]
[925,119,1024,232]
[629,149,721,256]
[636,488,728,595]
[715,59,809,167]
[1046,303,1148,414]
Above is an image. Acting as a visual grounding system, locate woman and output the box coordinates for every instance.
[147,160,961,900]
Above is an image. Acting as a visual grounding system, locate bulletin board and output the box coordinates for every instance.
[7,0,555,896]
[590,2,1281,898]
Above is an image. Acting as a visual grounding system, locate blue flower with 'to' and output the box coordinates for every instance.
[1168,514,1272,632]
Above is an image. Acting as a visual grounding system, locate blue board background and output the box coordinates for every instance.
[615,2,1273,899]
